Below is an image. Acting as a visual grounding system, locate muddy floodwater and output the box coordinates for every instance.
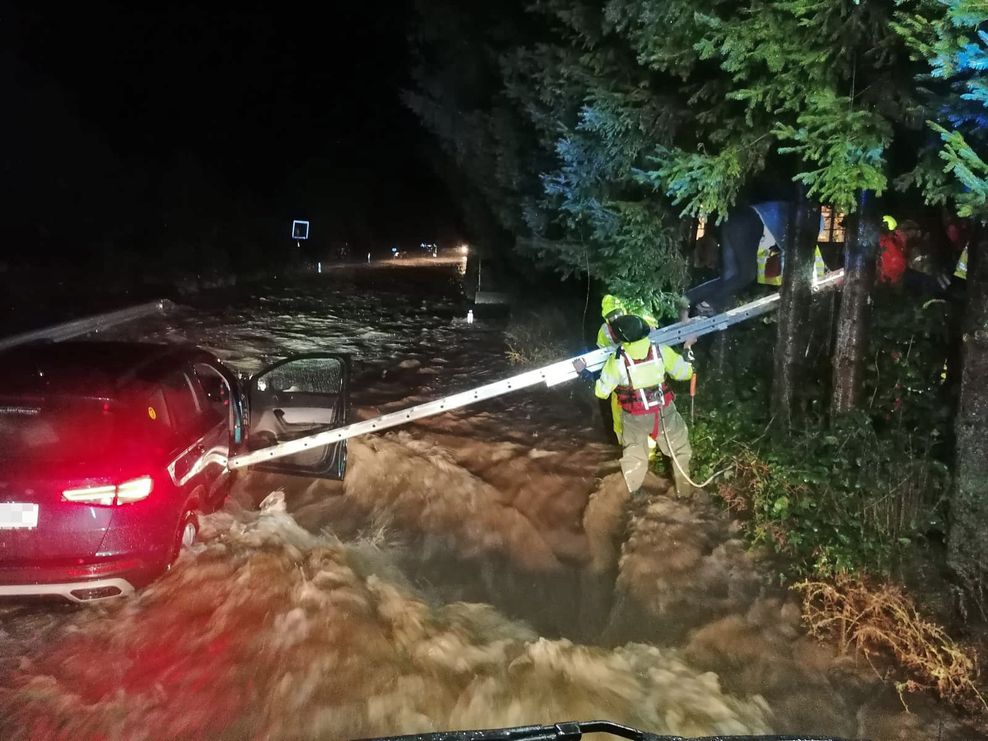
[0,259,982,740]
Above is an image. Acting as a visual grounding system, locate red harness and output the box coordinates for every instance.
[614,345,675,416]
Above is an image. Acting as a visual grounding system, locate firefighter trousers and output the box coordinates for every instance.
[620,401,692,497]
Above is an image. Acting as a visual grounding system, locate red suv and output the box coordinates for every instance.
[0,341,349,602]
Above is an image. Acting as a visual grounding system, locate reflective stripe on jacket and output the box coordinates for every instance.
[596,322,619,349]
[813,247,827,283]
[595,341,692,414]
[955,247,968,280]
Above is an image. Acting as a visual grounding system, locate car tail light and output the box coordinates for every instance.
[115,476,154,503]
[62,484,117,506]
[62,476,154,506]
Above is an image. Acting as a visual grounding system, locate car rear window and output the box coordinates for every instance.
[0,397,143,465]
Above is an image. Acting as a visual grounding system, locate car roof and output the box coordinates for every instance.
[0,341,208,398]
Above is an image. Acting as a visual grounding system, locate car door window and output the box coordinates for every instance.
[192,363,231,428]
[145,387,172,428]
[256,358,342,396]
[160,371,204,437]
[245,355,349,480]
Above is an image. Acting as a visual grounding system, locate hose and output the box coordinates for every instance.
[657,383,729,491]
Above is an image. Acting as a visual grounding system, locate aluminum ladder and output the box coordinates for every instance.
[227,271,844,470]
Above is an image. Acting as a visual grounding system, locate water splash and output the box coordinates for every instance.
[0,496,772,740]
[2,269,980,740]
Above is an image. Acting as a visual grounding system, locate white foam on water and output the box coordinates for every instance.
[1,270,974,740]
[0,501,773,740]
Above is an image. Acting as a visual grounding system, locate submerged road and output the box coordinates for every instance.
[0,261,978,740]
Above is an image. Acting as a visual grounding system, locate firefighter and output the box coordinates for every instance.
[595,295,657,349]
[945,210,970,284]
[596,294,626,348]
[687,202,829,312]
[595,295,658,447]
[877,215,908,284]
[577,315,695,497]
[596,295,628,446]
[756,226,827,286]
[756,236,783,286]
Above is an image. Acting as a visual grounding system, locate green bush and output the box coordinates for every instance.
[690,291,953,581]
[693,404,948,580]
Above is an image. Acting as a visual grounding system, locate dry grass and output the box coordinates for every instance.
[504,306,577,367]
[794,576,987,713]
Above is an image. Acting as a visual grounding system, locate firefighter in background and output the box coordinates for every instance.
[687,202,829,312]
[756,229,784,287]
[595,295,658,448]
[578,314,695,498]
[755,245,827,286]
[877,215,908,284]
[755,220,828,286]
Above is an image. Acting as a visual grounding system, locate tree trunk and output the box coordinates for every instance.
[705,329,731,406]
[686,217,699,259]
[831,191,878,415]
[771,183,821,435]
[948,229,988,608]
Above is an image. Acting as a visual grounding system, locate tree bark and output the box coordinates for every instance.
[948,229,988,608]
[771,183,821,435]
[705,329,731,406]
[831,191,878,415]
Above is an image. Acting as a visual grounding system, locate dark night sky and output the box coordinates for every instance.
[1,1,457,259]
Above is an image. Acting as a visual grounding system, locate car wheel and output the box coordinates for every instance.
[177,510,199,553]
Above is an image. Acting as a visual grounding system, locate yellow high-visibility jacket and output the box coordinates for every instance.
[595,339,693,401]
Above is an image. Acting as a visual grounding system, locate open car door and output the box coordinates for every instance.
[244,354,350,479]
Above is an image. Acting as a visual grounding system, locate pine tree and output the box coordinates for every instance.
[896,0,988,606]
[505,1,692,309]
[831,190,879,415]
[620,0,918,428]
[407,0,694,311]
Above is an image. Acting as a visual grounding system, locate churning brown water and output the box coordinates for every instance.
[0,261,980,740]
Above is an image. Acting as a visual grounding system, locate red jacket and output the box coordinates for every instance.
[878,230,907,284]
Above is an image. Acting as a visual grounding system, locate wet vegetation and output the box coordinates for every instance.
[692,290,953,580]
[684,284,977,709]
[408,0,988,723]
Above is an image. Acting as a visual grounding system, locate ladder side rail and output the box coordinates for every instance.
[228,271,844,469]
[230,346,614,469]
